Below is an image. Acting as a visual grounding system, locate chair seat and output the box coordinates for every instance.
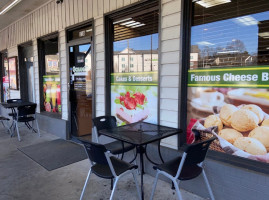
[92,156,138,179]
[17,116,35,122]
[104,141,135,155]
[153,156,202,180]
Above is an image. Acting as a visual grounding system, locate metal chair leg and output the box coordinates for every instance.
[110,177,119,200]
[173,179,183,200]
[35,119,40,137]
[32,120,34,133]
[80,169,92,200]
[15,121,21,141]
[202,170,215,200]
[150,171,160,200]
[132,170,142,200]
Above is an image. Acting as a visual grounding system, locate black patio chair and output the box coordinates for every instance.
[79,140,141,200]
[14,104,40,141]
[150,136,217,200]
[92,116,136,161]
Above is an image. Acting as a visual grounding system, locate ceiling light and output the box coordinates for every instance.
[266,47,269,50]
[131,24,145,28]
[120,20,136,26]
[195,0,231,8]
[197,41,214,46]
[0,0,21,15]
[217,50,239,54]
[113,18,132,24]
[234,16,259,26]
[258,32,269,38]
[125,22,141,27]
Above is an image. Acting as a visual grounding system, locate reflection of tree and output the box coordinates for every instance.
[194,39,253,68]
[226,39,246,53]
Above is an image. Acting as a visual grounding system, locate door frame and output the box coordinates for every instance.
[66,21,95,139]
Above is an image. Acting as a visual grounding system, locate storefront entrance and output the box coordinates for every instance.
[69,40,93,137]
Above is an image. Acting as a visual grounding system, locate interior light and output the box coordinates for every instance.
[266,47,269,50]
[0,0,21,15]
[217,50,239,54]
[120,20,136,26]
[86,29,92,32]
[196,41,214,46]
[125,22,141,27]
[195,0,231,8]
[113,18,132,24]
[258,32,269,38]
[234,16,259,26]
[131,24,145,28]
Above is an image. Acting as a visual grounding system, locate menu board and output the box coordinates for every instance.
[111,72,158,126]
[43,75,61,113]
[45,55,59,73]
[187,66,269,163]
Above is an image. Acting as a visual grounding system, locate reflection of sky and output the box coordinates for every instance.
[191,11,269,55]
[114,33,159,51]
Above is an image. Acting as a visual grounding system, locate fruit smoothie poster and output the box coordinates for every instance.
[43,75,61,113]
[111,72,158,126]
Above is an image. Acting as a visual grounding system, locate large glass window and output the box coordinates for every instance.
[38,36,61,114]
[188,0,269,164]
[110,7,159,126]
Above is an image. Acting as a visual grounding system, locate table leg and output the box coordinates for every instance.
[138,145,145,200]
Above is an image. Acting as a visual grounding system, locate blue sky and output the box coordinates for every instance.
[114,33,159,51]
[191,11,269,55]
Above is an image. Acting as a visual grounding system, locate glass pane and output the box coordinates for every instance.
[188,0,269,164]
[70,43,92,136]
[43,38,61,113]
[111,10,159,126]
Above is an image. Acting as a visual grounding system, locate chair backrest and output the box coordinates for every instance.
[17,104,37,117]
[183,136,216,165]
[92,116,117,136]
[80,140,108,165]
[7,99,23,103]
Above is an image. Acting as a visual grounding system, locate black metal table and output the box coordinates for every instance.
[0,102,36,135]
[100,121,182,200]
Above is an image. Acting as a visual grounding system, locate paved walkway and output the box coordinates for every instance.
[0,122,205,200]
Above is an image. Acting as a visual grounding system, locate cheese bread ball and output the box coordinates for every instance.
[241,104,264,123]
[218,128,243,144]
[219,104,238,127]
[233,137,267,155]
[204,115,223,132]
[231,109,259,132]
[249,126,269,151]
[261,119,269,127]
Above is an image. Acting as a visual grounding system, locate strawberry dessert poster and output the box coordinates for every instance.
[111,72,158,126]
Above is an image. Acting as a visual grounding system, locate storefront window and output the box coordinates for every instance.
[3,55,10,102]
[188,0,269,163]
[38,36,61,114]
[110,8,159,126]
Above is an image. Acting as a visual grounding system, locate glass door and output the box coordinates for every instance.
[69,43,92,137]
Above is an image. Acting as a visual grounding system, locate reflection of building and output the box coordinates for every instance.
[113,48,158,72]
[258,20,269,65]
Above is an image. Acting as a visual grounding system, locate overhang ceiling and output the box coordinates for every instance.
[0,0,51,31]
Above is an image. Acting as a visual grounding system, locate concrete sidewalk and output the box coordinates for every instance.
[0,123,205,200]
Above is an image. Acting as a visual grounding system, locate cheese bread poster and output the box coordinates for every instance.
[111,72,158,126]
[187,66,269,163]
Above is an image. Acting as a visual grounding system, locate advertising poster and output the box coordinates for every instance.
[3,76,10,102]
[8,57,18,90]
[43,75,61,113]
[45,55,59,73]
[111,72,158,126]
[188,66,269,163]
